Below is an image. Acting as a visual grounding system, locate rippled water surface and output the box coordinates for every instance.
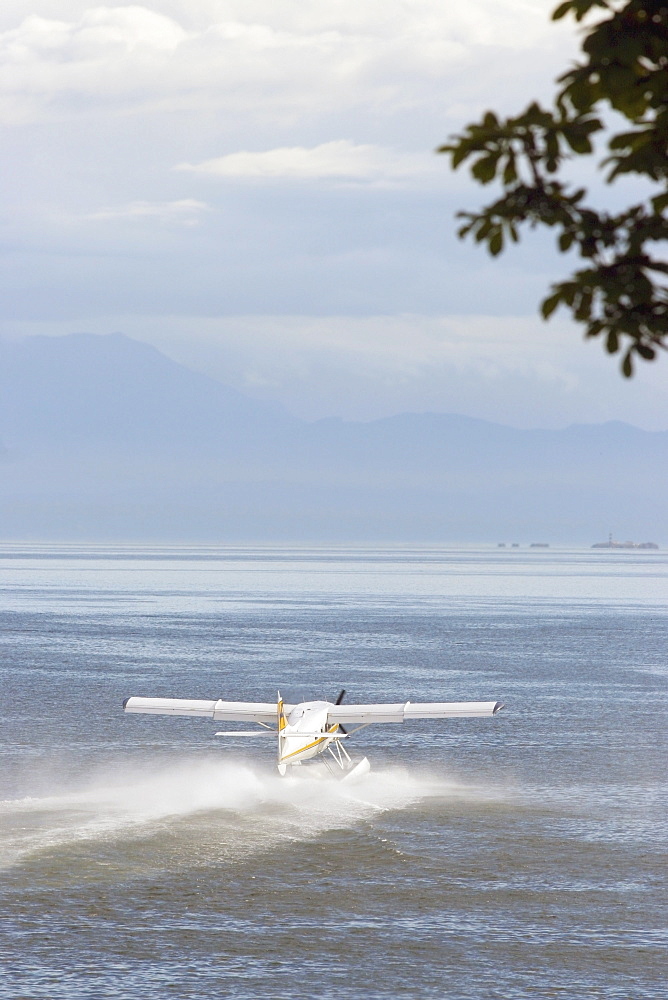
[1,545,666,999]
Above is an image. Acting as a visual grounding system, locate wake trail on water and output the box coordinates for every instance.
[0,757,508,870]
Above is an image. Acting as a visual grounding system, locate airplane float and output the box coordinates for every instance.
[123,690,504,779]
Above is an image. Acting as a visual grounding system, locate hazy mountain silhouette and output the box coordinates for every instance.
[0,333,665,542]
[0,333,297,454]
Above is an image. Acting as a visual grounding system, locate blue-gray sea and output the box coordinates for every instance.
[0,544,666,1000]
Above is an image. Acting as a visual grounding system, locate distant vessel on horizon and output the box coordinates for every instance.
[592,533,659,550]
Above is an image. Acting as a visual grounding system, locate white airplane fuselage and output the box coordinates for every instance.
[277,699,341,773]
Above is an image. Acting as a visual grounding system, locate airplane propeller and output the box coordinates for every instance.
[335,688,348,734]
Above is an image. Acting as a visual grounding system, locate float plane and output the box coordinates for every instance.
[123,691,504,779]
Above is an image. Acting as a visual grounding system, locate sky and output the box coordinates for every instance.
[0,0,665,429]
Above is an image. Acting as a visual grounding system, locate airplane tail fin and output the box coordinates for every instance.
[277,692,287,773]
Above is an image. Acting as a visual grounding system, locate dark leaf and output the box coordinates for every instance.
[541,291,562,318]
[489,229,504,255]
[552,2,573,21]
[451,144,471,169]
[472,153,501,184]
[502,156,518,185]
[652,192,668,212]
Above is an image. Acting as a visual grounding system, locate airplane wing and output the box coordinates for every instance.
[326,701,504,725]
[123,697,288,726]
[123,697,503,726]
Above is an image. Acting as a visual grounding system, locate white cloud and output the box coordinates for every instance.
[175,141,435,184]
[0,7,189,122]
[0,2,574,124]
[85,198,209,224]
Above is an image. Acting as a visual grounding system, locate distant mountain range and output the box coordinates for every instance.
[0,333,665,542]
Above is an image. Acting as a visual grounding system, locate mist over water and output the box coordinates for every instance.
[1,546,666,999]
[1,760,474,872]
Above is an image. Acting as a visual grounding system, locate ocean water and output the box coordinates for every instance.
[0,544,666,1000]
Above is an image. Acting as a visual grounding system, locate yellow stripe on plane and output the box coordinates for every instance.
[280,724,339,762]
[277,697,287,732]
